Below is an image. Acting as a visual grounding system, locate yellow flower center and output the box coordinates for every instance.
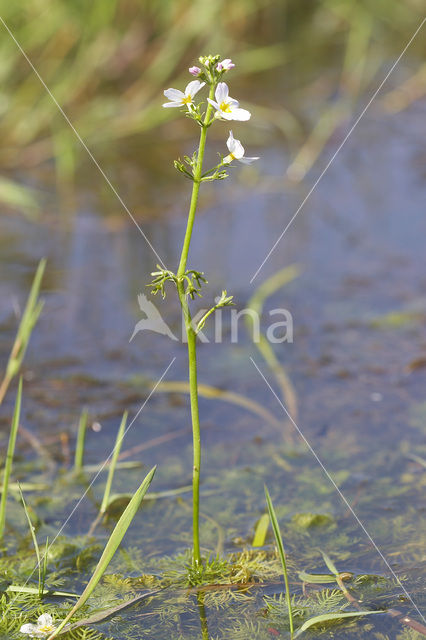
[219,102,232,113]
[38,625,54,633]
[182,95,193,104]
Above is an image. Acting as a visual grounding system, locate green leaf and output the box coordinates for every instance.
[66,589,161,631]
[294,610,381,637]
[265,486,293,636]
[3,259,46,389]
[6,585,78,598]
[252,513,269,547]
[0,377,22,539]
[320,550,339,576]
[74,408,89,473]
[100,411,128,513]
[2,482,49,492]
[298,571,336,584]
[47,466,156,639]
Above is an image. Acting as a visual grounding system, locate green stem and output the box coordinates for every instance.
[177,88,215,278]
[177,83,216,567]
[197,592,210,640]
[0,374,11,407]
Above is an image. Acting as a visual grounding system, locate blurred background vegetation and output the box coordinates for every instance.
[0,0,424,217]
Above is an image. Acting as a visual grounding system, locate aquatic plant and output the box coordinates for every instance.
[265,486,294,636]
[74,409,89,474]
[0,259,45,407]
[0,377,22,541]
[153,54,258,568]
[46,466,156,639]
[19,485,49,598]
[99,411,128,516]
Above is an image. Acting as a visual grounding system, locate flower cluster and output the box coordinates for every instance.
[162,55,258,176]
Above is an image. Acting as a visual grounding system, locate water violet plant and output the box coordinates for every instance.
[155,54,259,568]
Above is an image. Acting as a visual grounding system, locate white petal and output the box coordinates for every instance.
[162,101,183,108]
[185,80,205,97]
[20,624,39,635]
[163,88,184,101]
[223,154,233,164]
[227,97,239,107]
[215,82,229,103]
[207,98,219,110]
[232,138,245,159]
[226,130,235,153]
[225,107,251,121]
[37,614,53,627]
[239,156,259,164]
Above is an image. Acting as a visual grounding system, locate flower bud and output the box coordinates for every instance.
[189,66,201,76]
[217,58,235,72]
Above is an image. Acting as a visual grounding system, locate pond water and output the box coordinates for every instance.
[0,87,425,638]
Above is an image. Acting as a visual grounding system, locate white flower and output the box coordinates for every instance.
[207,83,250,121]
[20,613,56,638]
[223,131,259,165]
[162,80,205,109]
[217,58,235,71]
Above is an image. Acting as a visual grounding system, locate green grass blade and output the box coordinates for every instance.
[0,260,45,406]
[18,483,42,594]
[41,537,49,596]
[8,260,46,377]
[0,377,22,540]
[252,513,269,547]
[47,466,156,639]
[100,411,128,514]
[293,610,381,638]
[18,259,46,333]
[74,408,88,473]
[265,486,293,636]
